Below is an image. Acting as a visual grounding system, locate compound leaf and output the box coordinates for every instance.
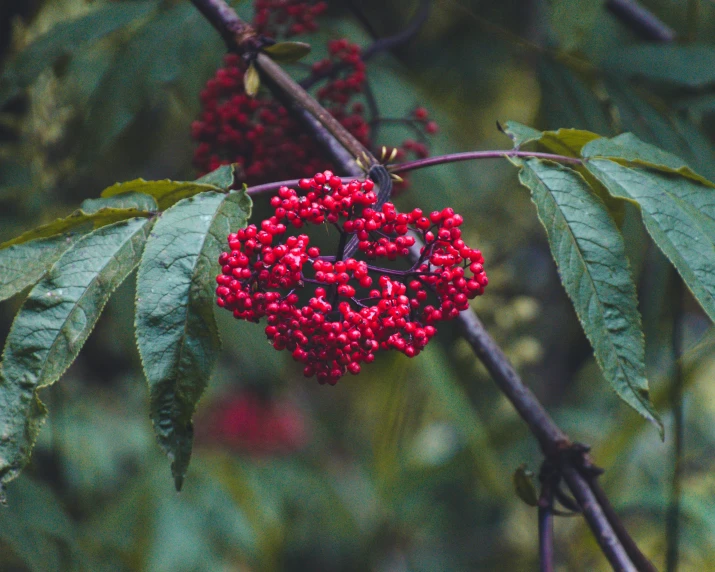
[81,192,157,214]
[504,122,600,157]
[502,121,543,147]
[135,190,252,490]
[101,179,221,211]
[0,207,152,249]
[518,159,660,432]
[583,133,715,188]
[0,235,79,303]
[586,158,715,324]
[196,164,238,190]
[0,218,153,502]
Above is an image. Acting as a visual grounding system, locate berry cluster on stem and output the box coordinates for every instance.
[216,171,487,385]
[191,0,437,187]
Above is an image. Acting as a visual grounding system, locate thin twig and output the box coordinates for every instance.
[361,0,431,61]
[561,466,638,571]
[391,150,582,174]
[605,0,676,42]
[539,484,555,572]
[449,302,569,453]
[588,478,659,571]
[245,178,301,197]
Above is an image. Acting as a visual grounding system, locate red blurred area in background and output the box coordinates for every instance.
[196,389,309,455]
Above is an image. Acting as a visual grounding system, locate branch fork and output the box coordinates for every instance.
[191,1,657,569]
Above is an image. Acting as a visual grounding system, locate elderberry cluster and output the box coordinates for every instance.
[191,0,436,186]
[216,172,488,385]
[254,0,327,37]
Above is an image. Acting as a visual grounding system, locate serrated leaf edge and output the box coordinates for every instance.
[519,160,661,432]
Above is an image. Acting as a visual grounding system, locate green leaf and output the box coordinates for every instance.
[80,191,157,214]
[603,45,715,89]
[504,121,601,156]
[586,158,715,325]
[0,2,159,107]
[196,164,238,190]
[101,179,221,210]
[600,76,715,182]
[0,207,152,249]
[502,121,543,147]
[0,218,153,501]
[0,234,79,302]
[518,159,660,432]
[263,41,312,63]
[244,63,260,97]
[583,133,715,188]
[135,190,252,490]
[537,129,601,157]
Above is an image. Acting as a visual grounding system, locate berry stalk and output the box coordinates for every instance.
[391,150,583,174]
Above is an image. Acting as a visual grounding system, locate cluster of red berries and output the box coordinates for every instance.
[253,0,327,37]
[192,52,327,181]
[192,1,436,186]
[216,171,488,385]
[312,39,370,147]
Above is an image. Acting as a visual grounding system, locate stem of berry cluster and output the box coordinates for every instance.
[241,149,581,200]
[190,1,656,569]
[391,150,582,173]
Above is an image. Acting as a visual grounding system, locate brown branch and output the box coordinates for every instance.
[606,0,676,42]
[561,465,638,571]
[588,478,658,571]
[538,466,556,572]
[190,1,655,568]
[452,303,569,452]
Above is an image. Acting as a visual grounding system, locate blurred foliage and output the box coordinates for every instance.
[3,0,715,570]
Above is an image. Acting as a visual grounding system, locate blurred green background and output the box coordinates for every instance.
[2,0,715,569]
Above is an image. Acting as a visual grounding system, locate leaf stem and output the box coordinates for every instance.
[391,150,582,174]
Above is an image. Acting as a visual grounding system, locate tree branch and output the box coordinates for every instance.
[561,465,638,571]
[605,0,676,42]
[539,481,555,572]
[451,304,569,452]
[191,1,655,568]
